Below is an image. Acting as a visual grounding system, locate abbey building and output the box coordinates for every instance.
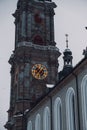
[5,0,87,130]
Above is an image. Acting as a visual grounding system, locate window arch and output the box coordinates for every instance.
[43,106,51,130]
[81,75,87,130]
[35,113,41,130]
[27,121,32,130]
[54,97,62,130]
[66,87,75,130]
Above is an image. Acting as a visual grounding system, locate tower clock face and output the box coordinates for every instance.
[32,64,48,80]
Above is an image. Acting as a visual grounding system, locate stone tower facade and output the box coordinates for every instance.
[5,0,61,129]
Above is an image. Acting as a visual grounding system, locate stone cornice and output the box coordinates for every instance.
[16,41,60,52]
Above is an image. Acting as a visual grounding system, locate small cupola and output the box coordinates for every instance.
[63,34,73,68]
[59,34,73,79]
[83,47,87,58]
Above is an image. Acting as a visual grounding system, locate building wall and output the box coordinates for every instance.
[26,62,87,130]
[77,64,87,130]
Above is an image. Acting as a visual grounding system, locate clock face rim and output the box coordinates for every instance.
[31,64,48,80]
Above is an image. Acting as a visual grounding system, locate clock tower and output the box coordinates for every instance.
[5,0,61,129]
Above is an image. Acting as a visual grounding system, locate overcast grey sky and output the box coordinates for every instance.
[0,0,87,129]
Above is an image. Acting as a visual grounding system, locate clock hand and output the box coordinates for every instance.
[39,69,44,76]
[35,67,44,77]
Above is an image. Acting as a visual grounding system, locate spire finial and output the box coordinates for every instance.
[65,34,68,48]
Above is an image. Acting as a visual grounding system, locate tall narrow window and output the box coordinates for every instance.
[81,75,87,130]
[35,114,41,130]
[54,97,62,130]
[27,121,32,130]
[43,107,51,130]
[66,87,75,130]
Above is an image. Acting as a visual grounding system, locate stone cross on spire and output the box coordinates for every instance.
[65,34,69,49]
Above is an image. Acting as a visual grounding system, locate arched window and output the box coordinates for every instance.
[43,106,51,130]
[35,114,41,130]
[66,87,75,130]
[81,75,87,130]
[27,121,32,130]
[54,97,62,130]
